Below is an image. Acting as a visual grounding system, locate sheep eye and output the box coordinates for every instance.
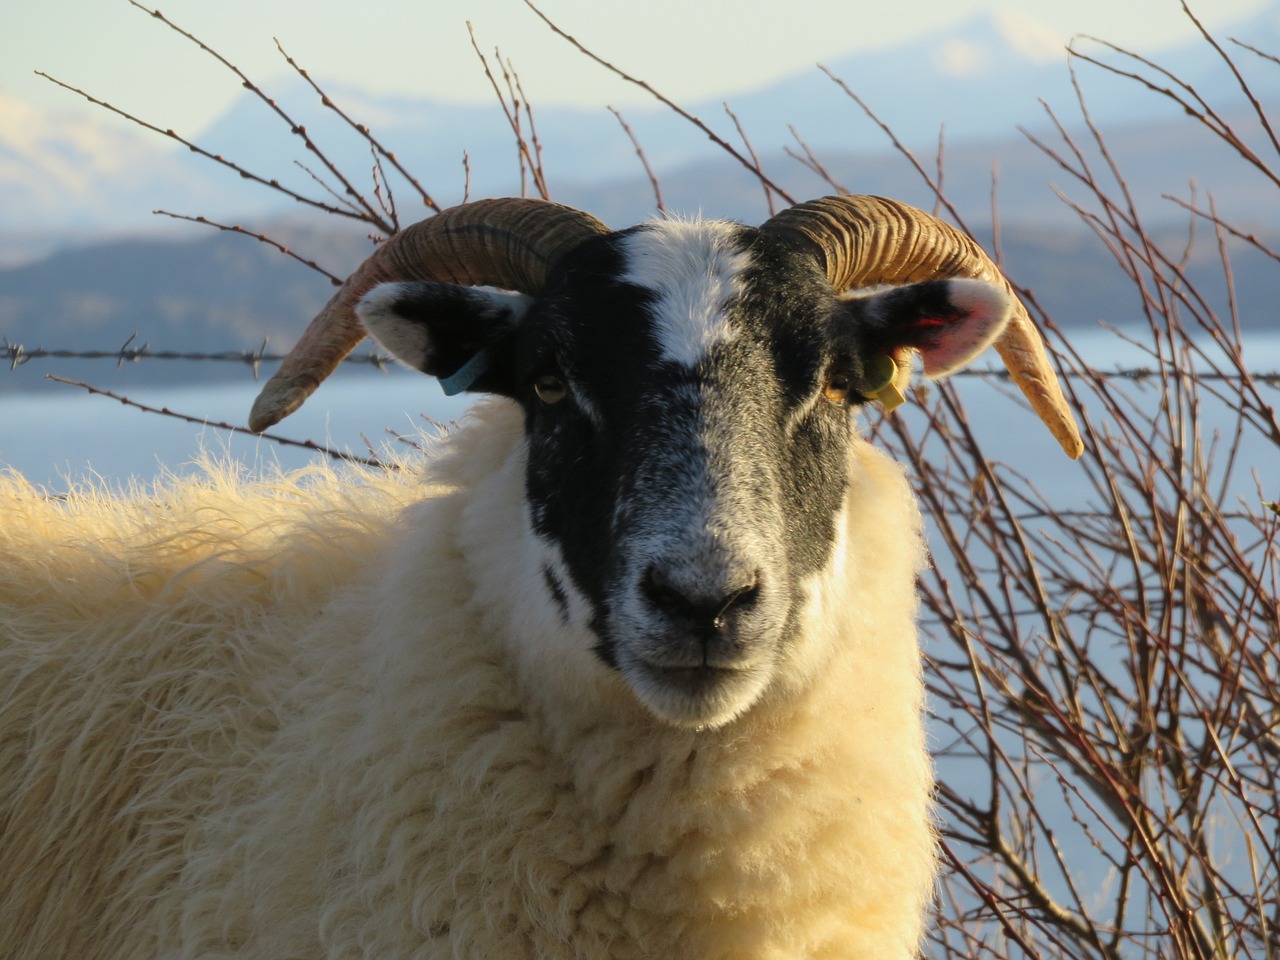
[534,374,569,405]
[823,371,852,404]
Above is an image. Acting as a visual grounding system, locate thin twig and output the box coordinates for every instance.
[45,374,391,468]
[608,106,667,215]
[784,124,850,194]
[151,211,345,285]
[723,101,779,215]
[122,1,396,234]
[274,37,440,215]
[35,71,382,229]
[520,0,795,207]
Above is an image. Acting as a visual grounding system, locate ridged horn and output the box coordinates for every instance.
[762,195,1084,459]
[248,198,610,433]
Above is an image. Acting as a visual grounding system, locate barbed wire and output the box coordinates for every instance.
[7,338,1280,387]
[963,366,1280,386]
[4,337,394,376]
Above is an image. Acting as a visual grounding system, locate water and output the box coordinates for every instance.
[2,329,1278,497]
[0,368,473,490]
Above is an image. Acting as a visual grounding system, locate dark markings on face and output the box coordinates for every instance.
[509,224,861,669]
[542,565,570,625]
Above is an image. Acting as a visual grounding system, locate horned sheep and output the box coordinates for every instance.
[0,195,1081,959]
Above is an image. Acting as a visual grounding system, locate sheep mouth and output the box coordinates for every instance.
[625,655,772,728]
[637,660,744,694]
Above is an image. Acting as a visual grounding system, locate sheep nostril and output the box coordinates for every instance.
[641,565,692,616]
[641,565,762,631]
[714,578,761,629]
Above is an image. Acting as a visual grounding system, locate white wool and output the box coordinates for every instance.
[0,400,935,959]
[619,221,751,368]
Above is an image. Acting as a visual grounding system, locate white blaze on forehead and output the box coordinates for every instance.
[619,220,751,367]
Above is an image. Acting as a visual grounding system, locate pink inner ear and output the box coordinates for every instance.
[917,281,1011,378]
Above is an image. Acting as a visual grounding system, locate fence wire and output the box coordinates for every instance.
[4,338,395,375]
[6,339,1280,387]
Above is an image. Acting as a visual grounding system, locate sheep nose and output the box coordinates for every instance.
[640,564,761,639]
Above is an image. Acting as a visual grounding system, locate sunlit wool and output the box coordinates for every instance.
[0,194,1051,958]
[0,396,934,959]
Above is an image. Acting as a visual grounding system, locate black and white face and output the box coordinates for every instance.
[359,219,1010,728]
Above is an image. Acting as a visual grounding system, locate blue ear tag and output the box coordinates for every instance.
[439,348,495,397]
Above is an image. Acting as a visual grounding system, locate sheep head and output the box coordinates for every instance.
[251,197,1082,728]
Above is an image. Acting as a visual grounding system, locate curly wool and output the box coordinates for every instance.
[0,400,935,959]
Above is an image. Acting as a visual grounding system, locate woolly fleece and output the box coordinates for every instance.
[0,399,935,959]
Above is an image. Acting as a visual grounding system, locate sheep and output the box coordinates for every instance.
[0,194,1082,960]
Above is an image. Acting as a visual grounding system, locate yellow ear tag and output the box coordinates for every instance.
[866,354,906,412]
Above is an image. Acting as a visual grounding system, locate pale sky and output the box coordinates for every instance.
[4,0,1269,133]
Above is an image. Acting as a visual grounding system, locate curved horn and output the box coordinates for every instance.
[762,195,1083,459]
[248,198,610,433]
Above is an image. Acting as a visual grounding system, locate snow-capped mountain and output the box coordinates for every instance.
[177,8,1107,208]
[4,4,1280,248]
[0,93,227,233]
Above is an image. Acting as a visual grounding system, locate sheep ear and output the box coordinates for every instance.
[357,281,533,396]
[843,278,1013,378]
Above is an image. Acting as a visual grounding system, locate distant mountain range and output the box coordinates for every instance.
[4,5,1280,394]
[6,3,1280,249]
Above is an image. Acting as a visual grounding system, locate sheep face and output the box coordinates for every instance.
[360,219,1010,729]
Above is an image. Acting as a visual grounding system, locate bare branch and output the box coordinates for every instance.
[273,37,441,215]
[608,106,667,216]
[45,374,391,468]
[520,0,795,207]
[151,211,345,285]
